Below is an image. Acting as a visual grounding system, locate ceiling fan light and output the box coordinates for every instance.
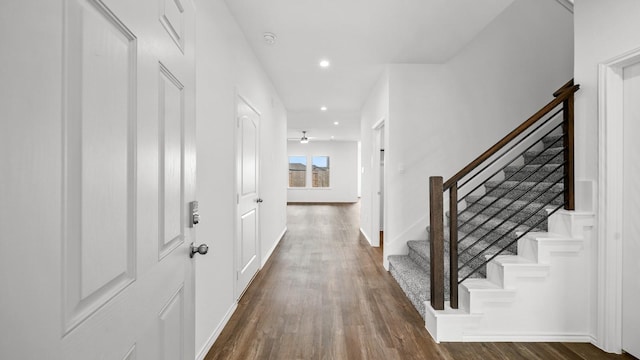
[300,130,309,144]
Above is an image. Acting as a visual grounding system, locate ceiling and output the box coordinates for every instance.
[224,0,514,141]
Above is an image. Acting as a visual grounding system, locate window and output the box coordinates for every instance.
[288,156,307,187]
[312,156,330,188]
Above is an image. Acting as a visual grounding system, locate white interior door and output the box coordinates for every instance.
[622,61,640,358]
[0,0,196,359]
[236,95,261,299]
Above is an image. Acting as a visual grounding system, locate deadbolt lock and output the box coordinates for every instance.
[190,201,199,226]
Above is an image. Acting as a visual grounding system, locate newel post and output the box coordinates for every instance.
[563,91,575,210]
[429,176,445,310]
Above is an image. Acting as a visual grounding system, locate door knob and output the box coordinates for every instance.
[256,198,264,203]
[190,243,209,258]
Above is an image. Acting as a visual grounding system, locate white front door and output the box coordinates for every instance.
[622,61,640,359]
[0,0,196,359]
[236,95,261,299]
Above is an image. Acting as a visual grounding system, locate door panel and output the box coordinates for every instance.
[236,96,261,298]
[159,286,185,360]
[242,116,257,195]
[123,346,137,360]
[240,209,258,273]
[159,63,185,259]
[159,0,185,51]
[63,0,137,332]
[623,61,640,358]
[0,0,196,358]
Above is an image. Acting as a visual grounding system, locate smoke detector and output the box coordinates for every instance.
[263,32,277,45]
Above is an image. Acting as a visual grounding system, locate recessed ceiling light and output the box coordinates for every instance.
[333,121,339,125]
[319,59,330,68]
[263,32,277,45]
[320,106,327,111]
[331,136,335,139]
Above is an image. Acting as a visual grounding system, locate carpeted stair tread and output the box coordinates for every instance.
[388,255,430,318]
[463,195,551,229]
[524,147,564,165]
[423,229,517,275]
[426,225,517,256]
[503,163,564,182]
[407,237,491,280]
[407,240,429,269]
[485,179,564,190]
[457,232,516,273]
[408,240,429,259]
[408,239,452,272]
[484,180,564,204]
[457,210,546,235]
[465,195,553,216]
[542,134,564,148]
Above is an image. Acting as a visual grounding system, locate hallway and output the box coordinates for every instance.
[205,204,634,360]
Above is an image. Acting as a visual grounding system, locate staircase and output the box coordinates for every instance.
[387,81,594,341]
[388,134,564,319]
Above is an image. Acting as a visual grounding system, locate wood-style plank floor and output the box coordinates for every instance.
[205,203,636,360]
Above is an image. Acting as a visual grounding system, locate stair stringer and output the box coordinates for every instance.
[424,210,594,342]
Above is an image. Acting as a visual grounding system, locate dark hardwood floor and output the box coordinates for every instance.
[205,203,635,360]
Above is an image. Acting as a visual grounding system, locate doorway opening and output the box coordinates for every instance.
[379,148,385,251]
[372,119,385,255]
[598,47,640,356]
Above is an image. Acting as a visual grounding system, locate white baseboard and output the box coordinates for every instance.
[262,227,287,267]
[588,335,622,355]
[383,214,428,269]
[196,302,238,360]
[462,334,593,342]
[360,228,372,245]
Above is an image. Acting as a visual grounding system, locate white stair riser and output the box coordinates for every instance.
[486,260,550,288]
[461,287,517,314]
[518,234,584,264]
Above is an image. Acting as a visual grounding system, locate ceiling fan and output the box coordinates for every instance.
[287,130,316,143]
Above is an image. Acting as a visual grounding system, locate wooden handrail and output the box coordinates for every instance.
[443,82,579,190]
[553,79,575,97]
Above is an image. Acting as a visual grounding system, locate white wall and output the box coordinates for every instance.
[195,0,287,358]
[447,0,574,160]
[359,0,574,268]
[287,140,359,203]
[574,0,640,208]
[384,64,458,262]
[360,70,389,245]
[573,0,640,351]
